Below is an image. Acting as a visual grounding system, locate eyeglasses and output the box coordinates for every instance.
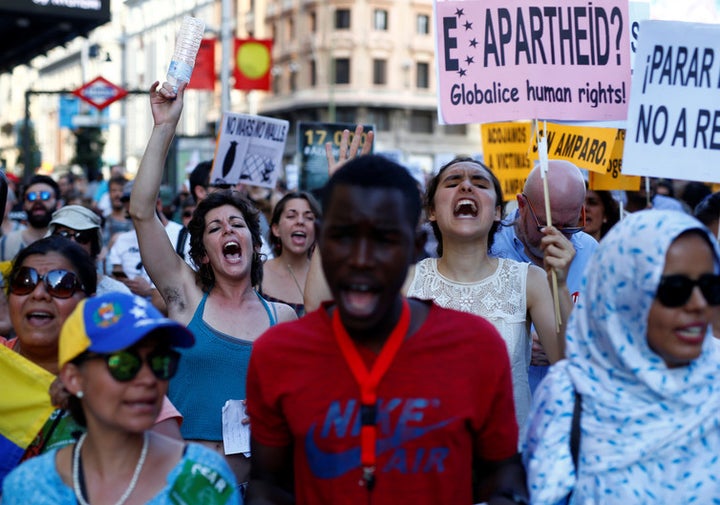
[522,193,586,235]
[86,348,181,382]
[656,274,720,307]
[53,229,94,245]
[9,266,84,299]
[26,191,53,203]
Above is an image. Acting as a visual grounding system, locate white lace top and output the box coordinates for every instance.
[407,257,532,434]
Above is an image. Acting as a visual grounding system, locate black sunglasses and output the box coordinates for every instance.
[86,348,181,382]
[26,191,53,202]
[53,229,94,245]
[9,266,84,299]
[522,193,586,235]
[656,274,720,307]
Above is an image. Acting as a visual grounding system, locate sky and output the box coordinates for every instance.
[651,0,719,22]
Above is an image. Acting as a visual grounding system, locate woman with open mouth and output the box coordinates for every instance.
[128,81,297,489]
[260,191,321,317]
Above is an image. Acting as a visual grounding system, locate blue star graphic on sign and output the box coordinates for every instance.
[469,38,479,48]
[463,20,473,30]
[455,8,464,17]
[458,68,467,77]
[465,56,474,65]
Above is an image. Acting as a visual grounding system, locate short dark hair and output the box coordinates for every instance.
[322,155,422,229]
[109,175,128,189]
[268,191,321,258]
[7,235,97,297]
[189,160,213,201]
[187,190,264,290]
[24,175,61,201]
[425,157,504,256]
[694,192,720,227]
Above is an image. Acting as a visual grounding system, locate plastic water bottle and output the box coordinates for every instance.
[166,16,205,92]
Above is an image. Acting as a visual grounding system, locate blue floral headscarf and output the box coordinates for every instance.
[524,210,720,504]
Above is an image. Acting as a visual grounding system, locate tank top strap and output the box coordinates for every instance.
[255,290,277,326]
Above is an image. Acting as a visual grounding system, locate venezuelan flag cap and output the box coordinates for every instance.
[59,293,194,368]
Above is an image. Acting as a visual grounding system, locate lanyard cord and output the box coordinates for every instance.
[332,299,411,492]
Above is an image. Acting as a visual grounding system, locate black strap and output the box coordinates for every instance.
[176,227,189,259]
[570,391,582,470]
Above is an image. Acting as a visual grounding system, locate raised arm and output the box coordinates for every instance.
[304,125,374,312]
[129,82,198,321]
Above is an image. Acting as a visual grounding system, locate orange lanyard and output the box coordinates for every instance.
[332,299,410,490]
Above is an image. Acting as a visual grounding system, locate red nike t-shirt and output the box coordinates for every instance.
[247,300,518,505]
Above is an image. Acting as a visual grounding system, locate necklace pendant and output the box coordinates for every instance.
[361,466,376,491]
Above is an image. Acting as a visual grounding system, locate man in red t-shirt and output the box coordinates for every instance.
[246,154,527,505]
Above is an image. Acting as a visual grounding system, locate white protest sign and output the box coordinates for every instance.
[623,21,720,183]
[211,113,289,189]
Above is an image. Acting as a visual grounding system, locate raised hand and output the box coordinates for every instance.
[539,226,575,285]
[149,80,186,127]
[324,124,374,176]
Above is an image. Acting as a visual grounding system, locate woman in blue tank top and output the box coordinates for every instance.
[128,81,298,486]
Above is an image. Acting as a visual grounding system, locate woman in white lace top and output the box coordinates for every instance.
[405,158,574,435]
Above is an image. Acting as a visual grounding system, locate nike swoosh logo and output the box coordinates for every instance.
[304,418,455,479]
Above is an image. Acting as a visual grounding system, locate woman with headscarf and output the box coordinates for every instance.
[524,210,720,503]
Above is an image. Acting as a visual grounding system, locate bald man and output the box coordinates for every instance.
[491,160,598,393]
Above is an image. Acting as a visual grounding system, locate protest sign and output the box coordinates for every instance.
[528,122,618,173]
[297,121,374,191]
[480,122,532,200]
[624,21,720,183]
[211,113,289,189]
[588,129,641,190]
[435,0,631,124]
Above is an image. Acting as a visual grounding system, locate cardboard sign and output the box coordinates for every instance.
[623,21,720,183]
[435,0,631,124]
[211,113,289,189]
[588,129,641,190]
[528,122,618,173]
[480,122,532,200]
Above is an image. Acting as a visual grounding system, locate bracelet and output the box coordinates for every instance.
[491,489,530,505]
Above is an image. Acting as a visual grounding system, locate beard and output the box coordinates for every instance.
[26,206,53,228]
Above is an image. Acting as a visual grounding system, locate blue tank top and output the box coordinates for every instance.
[169,290,277,441]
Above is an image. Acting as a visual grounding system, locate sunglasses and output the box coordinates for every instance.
[26,191,53,202]
[86,348,181,382]
[656,274,720,308]
[53,229,94,245]
[522,193,586,235]
[9,266,84,299]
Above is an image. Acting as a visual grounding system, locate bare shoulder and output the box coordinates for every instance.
[274,301,299,322]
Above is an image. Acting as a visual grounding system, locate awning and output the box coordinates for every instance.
[0,0,111,75]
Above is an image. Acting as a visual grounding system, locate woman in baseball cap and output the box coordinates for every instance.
[2,292,242,504]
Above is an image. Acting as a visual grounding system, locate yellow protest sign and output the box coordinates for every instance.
[588,129,641,191]
[529,122,617,173]
[481,122,532,201]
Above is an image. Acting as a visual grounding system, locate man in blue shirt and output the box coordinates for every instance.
[491,160,598,393]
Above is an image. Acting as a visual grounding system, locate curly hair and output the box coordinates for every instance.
[268,191,321,258]
[425,157,504,256]
[187,190,264,291]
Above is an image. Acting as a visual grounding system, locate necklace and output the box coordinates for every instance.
[286,263,306,300]
[72,431,149,505]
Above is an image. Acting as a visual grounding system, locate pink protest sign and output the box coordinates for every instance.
[435,0,631,124]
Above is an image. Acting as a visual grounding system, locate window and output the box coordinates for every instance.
[310,59,316,86]
[335,8,350,29]
[367,108,390,131]
[441,124,467,135]
[373,9,388,30]
[334,58,350,84]
[416,62,430,89]
[373,59,387,85]
[417,14,430,35]
[410,111,433,133]
[309,11,316,32]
